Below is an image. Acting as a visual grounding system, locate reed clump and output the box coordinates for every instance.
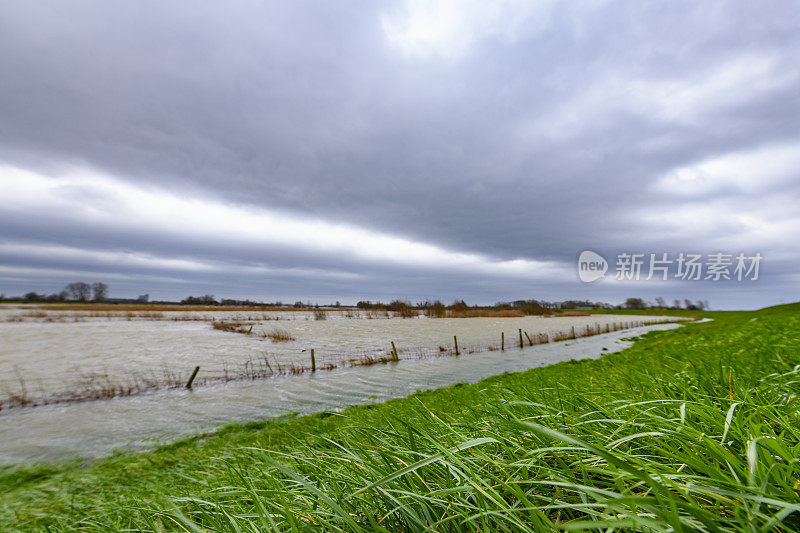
[446,309,524,318]
[5,310,174,322]
[211,322,295,342]
[349,354,396,367]
[211,320,253,334]
[31,304,293,312]
[20,310,49,318]
[263,328,295,342]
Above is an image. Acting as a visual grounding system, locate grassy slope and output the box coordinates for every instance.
[1,305,799,531]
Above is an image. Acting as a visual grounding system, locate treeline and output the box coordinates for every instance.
[1,282,109,303]
[356,297,710,313]
[1,288,708,312]
[623,297,709,311]
[358,299,583,316]
[180,295,289,307]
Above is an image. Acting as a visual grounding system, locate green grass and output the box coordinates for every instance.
[2,305,799,531]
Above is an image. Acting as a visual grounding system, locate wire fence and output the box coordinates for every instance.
[0,317,697,412]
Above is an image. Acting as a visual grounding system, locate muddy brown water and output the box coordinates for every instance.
[0,309,685,462]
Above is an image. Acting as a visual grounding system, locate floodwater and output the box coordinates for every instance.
[0,308,686,463]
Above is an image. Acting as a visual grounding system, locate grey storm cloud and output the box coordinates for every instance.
[0,0,798,308]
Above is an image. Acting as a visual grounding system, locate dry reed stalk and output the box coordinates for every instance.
[446,309,524,318]
[263,328,295,342]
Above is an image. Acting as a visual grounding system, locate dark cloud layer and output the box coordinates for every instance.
[1,1,798,308]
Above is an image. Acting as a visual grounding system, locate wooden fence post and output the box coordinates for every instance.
[185,366,200,389]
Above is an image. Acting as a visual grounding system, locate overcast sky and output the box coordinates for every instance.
[0,1,798,309]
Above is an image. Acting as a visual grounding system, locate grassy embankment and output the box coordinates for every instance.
[1,305,799,531]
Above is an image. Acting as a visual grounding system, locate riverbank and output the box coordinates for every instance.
[2,305,798,531]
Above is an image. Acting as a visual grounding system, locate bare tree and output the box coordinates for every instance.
[65,282,91,302]
[654,297,666,308]
[92,282,109,302]
[673,299,681,309]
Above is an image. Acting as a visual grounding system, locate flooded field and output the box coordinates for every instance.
[0,306,692,461]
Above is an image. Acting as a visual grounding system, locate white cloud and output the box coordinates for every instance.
[0,164,570,280]
[627,53,798,124]
[528,52,799,139]
[0,265,191,284]
[0,242,362,280]
[381,0,555,59]
[631,194,800,254]
[654,140,800,196]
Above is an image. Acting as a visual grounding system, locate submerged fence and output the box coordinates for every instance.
[0,317,697,412]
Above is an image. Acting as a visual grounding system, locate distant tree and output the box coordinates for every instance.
[387,299,410,311]
[59,290,70,302]
[449,300,469,311]
[65,282,91,302]
[387,299,416,317]
[520,300,547,315]
[427,300,446,318]
[624,297,647,310]
[293,301,305,308]
[92,282,109,302]
[334,301,341,308]
[24,291,42,302]
[695,300,706,310]
[673,299,682,309]
[654,297,666,308]
[181,295,218,305]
